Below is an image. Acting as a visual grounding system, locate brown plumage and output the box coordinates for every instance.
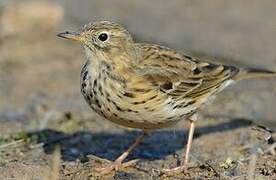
[57,21,276,175]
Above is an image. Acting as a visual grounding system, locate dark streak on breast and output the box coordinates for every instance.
[82,71,88,81]
[95,98,101,108]
[98,85,104,96]
[127,109,139,113]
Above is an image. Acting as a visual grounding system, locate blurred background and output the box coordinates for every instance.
[0,0,275,131]
[0,0,275,179]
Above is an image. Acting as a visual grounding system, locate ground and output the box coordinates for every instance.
[0,1,275,179]
[0,110,275,179]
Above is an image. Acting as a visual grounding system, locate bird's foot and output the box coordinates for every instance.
[94,159,139,176]
[161,165,187,176]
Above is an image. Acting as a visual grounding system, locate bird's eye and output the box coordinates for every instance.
[98,33,108,41]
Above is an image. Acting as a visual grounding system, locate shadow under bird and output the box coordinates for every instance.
[57,21,276,175]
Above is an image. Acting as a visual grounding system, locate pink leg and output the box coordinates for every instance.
[184,120,195,166]
[162,119,196,175]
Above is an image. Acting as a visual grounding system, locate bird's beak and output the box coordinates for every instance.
[57,31,82,42]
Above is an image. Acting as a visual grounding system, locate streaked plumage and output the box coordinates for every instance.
[58,21,276,175]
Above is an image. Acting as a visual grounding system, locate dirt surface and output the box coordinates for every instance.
[0,1,275,179]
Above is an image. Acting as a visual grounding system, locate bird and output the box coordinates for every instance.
[57,21,276,175]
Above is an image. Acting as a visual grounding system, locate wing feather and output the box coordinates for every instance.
[135,43,239,102]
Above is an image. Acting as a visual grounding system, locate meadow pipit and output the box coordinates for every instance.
[58,21,276,175]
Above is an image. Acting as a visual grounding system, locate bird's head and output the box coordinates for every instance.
[57,21,137,63]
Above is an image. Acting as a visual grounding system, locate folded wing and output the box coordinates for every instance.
[135,43,239,105]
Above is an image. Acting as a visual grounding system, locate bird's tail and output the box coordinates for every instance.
[233,68,276,81]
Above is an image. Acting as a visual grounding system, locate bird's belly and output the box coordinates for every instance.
[83,88,195,129]
[89,104,193,129]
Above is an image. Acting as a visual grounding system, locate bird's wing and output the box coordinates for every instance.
[135,43,239,102]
